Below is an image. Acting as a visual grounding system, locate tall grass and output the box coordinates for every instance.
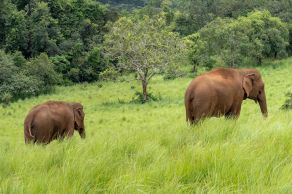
[0,59,292,193]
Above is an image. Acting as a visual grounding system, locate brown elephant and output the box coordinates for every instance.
[185,68,268,124]
[24,101,85,144]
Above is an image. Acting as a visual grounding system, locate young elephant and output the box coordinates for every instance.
[24,101,85,144]
[185,68,268,124]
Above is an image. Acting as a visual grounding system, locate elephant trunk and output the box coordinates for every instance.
[258,91,268,117]
[79,130,86,139]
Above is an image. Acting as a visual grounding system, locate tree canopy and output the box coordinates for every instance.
[104,15,184,101]
[187,10,289,69]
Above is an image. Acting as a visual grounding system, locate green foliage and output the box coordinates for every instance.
[281,92,292,110]
[99,0,145,9]
[1,0,292,102]
[12,51,26,67]
[104,15,185,101]
[80,47,107,82]
[67,68,80,83]
[288,23,292,55]
[174,0,292,36]
[0,50,60,104]
[26,53,61,89]
[187,11,289,69]
[1,92,13,106]
[52,46,108,83]
[131,91,162,104]
[99,66,119,81]
[8,72,43,99]
[50,55,70,75]
[0,0,116,84]
[2,1,61,58]
[2,0,292,88]
[163,63,185,80]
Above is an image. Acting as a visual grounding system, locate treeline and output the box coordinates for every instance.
[187,11,290,69]
[0,0,292,103]
[98,0,145,8]
[173,0,292,35]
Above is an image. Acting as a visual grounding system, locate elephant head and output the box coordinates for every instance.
[241,69,268,117]
[71,103,86,138]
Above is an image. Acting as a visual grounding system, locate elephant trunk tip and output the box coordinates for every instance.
[80,131,86,139]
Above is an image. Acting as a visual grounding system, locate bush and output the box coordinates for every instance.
[79,47,108,82]
[187,11,289,69]
[163,63,185,80]
[131,91,162,104]
[99,67,119,81]
[281,92,292,110]
[0,50,60,104]
[12,51,26,67]
[67,68,80,82]
[1,92,13,106]
[50,55,71,75]
[288,23,292,55]
[10,73,43,98]
[25,53,61,92]
[51,48,108,83]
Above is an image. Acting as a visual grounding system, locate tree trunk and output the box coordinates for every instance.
[257,57,262,65]
[192,65,197,73]
[142,79,148,102]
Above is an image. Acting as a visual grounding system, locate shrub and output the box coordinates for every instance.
[163,63,185,80]
[50,55,71,75]
[10,73,43,98]
[1,92,13,106]
[0,50,60,104]
[187,11,289,69]
[99,67,119,81]
[131,91,162,104]
[281,92,292,110]
[12,51,26,67]
[67,68,81,83]
[81,47,107,82]
[25,53,62,92]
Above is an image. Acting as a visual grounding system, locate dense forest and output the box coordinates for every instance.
[0,0,292,103]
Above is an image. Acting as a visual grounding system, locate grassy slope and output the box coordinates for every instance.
[0,58,292,193]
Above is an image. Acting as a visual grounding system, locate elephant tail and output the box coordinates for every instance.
[185,90,194,124]
[24,115,35,140]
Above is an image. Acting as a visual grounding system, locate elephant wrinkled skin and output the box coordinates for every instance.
[24,101,85,144]
[185,68,268,124]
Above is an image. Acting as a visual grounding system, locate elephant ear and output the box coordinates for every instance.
[242,73,255,97]
[72,103,84,128]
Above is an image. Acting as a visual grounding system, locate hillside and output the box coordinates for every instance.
[0,58,292,193]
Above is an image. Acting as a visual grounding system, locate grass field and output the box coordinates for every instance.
[0,58,292,193]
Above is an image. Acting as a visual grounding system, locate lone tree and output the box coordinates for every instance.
[104,15,184,102]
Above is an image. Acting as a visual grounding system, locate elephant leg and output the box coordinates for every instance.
[192,104,211,124]
[24,129,35,144]
[63,125,74,139]
[24,135,33,144]
[225,103,242,119]
[65,129,74,138]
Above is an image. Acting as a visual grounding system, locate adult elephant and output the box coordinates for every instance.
[185,68,268,124]
[24,101,85,144]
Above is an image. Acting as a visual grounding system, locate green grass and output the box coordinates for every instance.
[0,58,292,194]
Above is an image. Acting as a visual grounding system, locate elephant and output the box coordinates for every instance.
[24,101,85,144]
[185,68,268,124]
